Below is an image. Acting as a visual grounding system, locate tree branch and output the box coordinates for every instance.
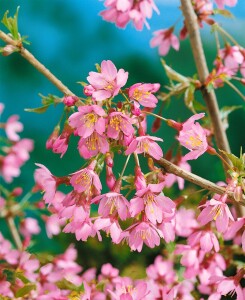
[179,0,231,158]
[6,216,22,251]
[0,31,75,96]
[156,157,245,206]
[179,0,244,217]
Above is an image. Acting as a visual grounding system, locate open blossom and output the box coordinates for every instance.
[87,60,128,101]
[100,0,159,31]
[150,28,180,56]
[124,221,163,252]
[93,192,129,220]
[107,111,134,139]
[177,113,208,160]
[188,230,220,253]
[34,163,57,204]
[5,115,23,141]
[129,182,175,225]
[219,45,244,73]
[128,83,160,108]
[78,132,109,159]
[70,161,102,194]
[214,0,237,9]
[197,194,234,233]
[125,135,163,160]
[69,105,106,138]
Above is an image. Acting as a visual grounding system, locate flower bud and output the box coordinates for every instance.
[83,84,95,96]
[63,95,78,107]
[134,166,146,190]
[2,44,17,56]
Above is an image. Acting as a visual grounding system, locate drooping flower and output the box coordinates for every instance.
[70,161,102,195]
[87,60,128,101]
[214,0,237,9]
[78,132,109,159]
[129,182,175,225]
[125,135,163,160]
[177,113,208,160]
[197,194,234,233]
[100,0,159,31]
[188,230,220,253]
[125,221,163,252]
[107,111,134,139]
[150,27,180,56]
[34,164,57,204]
[92,191,129,220]
[69,105,106,138]
[219,45,244,73]
[5,115,23,141]
[128,83,160,108]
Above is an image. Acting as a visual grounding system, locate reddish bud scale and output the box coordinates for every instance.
[167,119,182,131]
[152,117,161,133]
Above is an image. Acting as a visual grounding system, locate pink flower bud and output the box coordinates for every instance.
[105,152,114,167]
[106,166,116,190]
[11,187,23,197]
[83,84,95,96]
[166,119,182,131]
[134,166,147,190]
[63,95,78,107]
[46,126,60,149]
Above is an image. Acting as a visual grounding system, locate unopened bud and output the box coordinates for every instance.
[83,85,95,96]
[63,96,78,107]
[166,119,182,131]
[135,166,146,190]
[106,166,116,190]
[46,126,60,149]
[105,152,114,167]
[11,187,23,197]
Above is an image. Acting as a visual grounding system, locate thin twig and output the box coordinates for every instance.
[180,0,231,161]
[6,216,22,251]
[0,31,75,96]
[155,156,245,206]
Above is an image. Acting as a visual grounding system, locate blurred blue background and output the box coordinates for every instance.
[0,0,244,270]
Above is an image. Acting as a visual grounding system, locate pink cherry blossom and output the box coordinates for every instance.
[107,111,134,139]
[188,230,220,253]
[214,0,237,9]
[219,45,244,73]
[129,182,175,225]
[177,113,208,160]
[5,115,23,141]
[94,217,122,243]
[150,28,180,56]
[100,0,159,31]
[125,135,163,160]
[70,161,102,194]
[78,132,109,159]
[34,163,57,204]
[123,221,163,252]
[197,194,234,233]
[128,83,160,108]
[93,191,129,220]
[175,207,199,237]
[87,60,128,101]
[62,206,96,241]
[69,105,106,138]
[20,217,41,239]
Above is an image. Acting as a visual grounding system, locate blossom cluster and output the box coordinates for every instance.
[34,60,215,252]
[0,103,33,182]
